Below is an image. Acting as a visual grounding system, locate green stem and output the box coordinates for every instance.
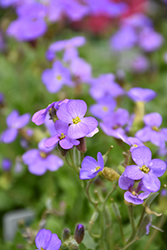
[69,150,79,174]
[127,205,136,243]
[122,237,137,250]
[99,209,107,250]
[137,207,145,228]
[128,205,136,232]
[85,180,98,208]
[103,183,117,208]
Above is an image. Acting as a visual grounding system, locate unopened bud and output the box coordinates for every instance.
[76,138,87,153]
[101,167,120,182]
[62,228,71,241]
[74,224,84,244]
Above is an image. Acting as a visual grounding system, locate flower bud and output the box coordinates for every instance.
[101,167,120,182]
[2,158,12,172]
[76,138,87,153]
[62,228,71,241]
[74,224,84,244]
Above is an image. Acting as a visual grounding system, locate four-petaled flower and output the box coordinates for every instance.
[57,99,98,139]
[1,110,30,143]
[119,174,150,205]
[44,120,80,149]
[124,146,166,192]
[80,152,104,179]
[22,139,63,175]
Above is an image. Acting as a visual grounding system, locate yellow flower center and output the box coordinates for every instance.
[132,191,137,196]
[102,106,108,112]
[39,151,47,159]
[56,75,62,81]
[133,144,138,148]
[73,116,81,124]
[59,133,66,140]
[41,248,45,250]
[95,166,101,171]
[151,126,159,132]
[139,164,150,174]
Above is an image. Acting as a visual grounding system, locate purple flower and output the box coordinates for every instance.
[42,61,73,93]
[136,113,167,148]
[89,74,125,100]
[2,158,12,171]
[7,18,47,41]
[46,36,86,61]
[124,146,166,192]
[1,110,30,143]
[0,0,20,8]
[22,139,63,175]
[138,28,164,52]
[35,229,61,250]
[100,108,129,138]
[32,99,69,126]
[74,224,84,244]
[85,0,127,17]
[47,0,88,23]
[56,99,98,139]
[90,96,116,119]
[127,87,157,102]
[122,14,152,29]
[44,120,80,150]
[70,57,92,82]
[6,2,47,41]
[131,55,149,73]
[80,152,104,179]
[119,174,150,205]
[110,25,137,52]
[117,134,144,152]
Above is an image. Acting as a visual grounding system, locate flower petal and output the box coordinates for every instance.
[144,113,162,127]
[124,165,144,180]
[35,229,52,249]
[47,155,63,171]
[6,110,19,127]
[59,138,74,149]
[135,126,152,142]
[97,152,104,169]
[57,103,73,124]
[1,128,18,143]
[68,123,89,139]
[132,146,152,166]
[55,120,68,134]
[22,149,39,165]
[44,135,59,148]
[14,113,30,129]
[149,159,166,177]
[31,109,46,125]
[119,174,134,190]
[47,234,61,250]
[28,160,47,175]
[142,172,160,192]
[81,117,98,134]
[124,191,144,205]
[67,99,87,118]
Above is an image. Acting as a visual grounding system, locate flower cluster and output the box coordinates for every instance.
[119,146,166,204]
[32,99,98,150]
[2,0,127,42]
